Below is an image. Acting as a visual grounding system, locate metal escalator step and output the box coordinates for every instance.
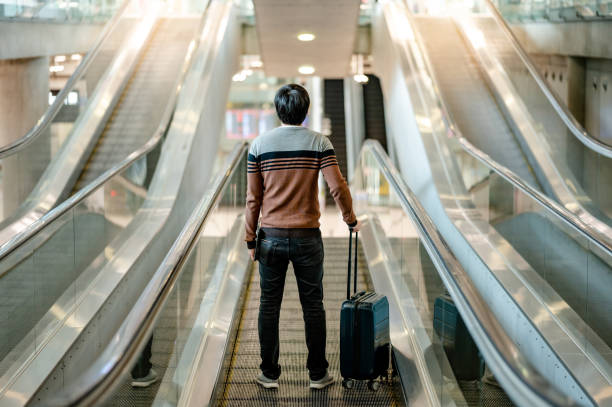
[216,237,403,406]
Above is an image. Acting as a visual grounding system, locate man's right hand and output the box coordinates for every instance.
[350,219,362,233]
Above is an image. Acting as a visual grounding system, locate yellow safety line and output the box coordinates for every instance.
[218,263,256,406]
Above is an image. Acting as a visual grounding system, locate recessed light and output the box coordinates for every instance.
[54,55,66,63]
[353,74,369,83]
[297,33,316,42]
[298,65,315,75]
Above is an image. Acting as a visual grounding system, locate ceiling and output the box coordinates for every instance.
[252,0,361,78]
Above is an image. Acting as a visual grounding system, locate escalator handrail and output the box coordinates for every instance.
[46,141,248,406]
[0,0,132,158]
[0,2,209,268]
[400,0,612,256]
[483,0,612,158]
[363,139,578,407]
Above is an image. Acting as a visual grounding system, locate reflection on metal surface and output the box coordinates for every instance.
[0,1,236,405]
[354,140,572,406]
[44,142,248,406]
[376,1,612,404]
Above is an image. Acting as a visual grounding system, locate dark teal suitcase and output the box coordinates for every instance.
[433,294,484,380]
[340,231,391,390]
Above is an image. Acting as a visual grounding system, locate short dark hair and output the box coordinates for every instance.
[274,84,310,125]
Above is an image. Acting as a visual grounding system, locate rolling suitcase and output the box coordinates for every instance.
[340,230,391,390]
[433,294,484,381]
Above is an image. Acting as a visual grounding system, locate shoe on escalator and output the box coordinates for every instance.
[310,372,334,389]
[256,373,279,389]
[131,368,158,388]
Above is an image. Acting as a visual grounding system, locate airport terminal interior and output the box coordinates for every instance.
[0,0,611,405]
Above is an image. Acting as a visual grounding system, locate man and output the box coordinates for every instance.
[245,84,361,390]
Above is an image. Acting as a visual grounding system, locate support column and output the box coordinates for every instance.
[0,57,49,217]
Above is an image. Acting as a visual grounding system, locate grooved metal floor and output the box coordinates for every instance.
[217,238,405,406]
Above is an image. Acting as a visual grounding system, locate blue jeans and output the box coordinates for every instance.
[258,230,328,381]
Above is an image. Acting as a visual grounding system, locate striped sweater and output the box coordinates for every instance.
[245,125,357,248]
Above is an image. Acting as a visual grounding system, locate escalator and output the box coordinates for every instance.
[387,0,612,350]
[73,17,196,191]
[413,16,541,190]
[375,1,612,404]
[0,1,197,248]
[0,1,239,404]
[408,4,612,231]
[32,138,580,407]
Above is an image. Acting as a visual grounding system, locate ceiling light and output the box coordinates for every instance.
[49,65,65,73]
[232,72,247,82]
[71,54,82,61]
[298,65,315,75]
[353,74,369,83]
[54,55,66,63]
[297,33,316,42]
[250,60,263,68]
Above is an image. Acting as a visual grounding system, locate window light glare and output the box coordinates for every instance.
[298,65,315,75]
[250,60,263,68]
[297,33,315,42]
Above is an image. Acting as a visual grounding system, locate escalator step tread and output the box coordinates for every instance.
[216,237,405,406]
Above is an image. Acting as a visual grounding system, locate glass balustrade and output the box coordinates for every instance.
[0,137,162,388]
[100,151,247,405]
[0,0,147,227]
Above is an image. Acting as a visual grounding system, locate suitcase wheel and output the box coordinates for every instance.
[367,380,380,391]
[341,378,355,389]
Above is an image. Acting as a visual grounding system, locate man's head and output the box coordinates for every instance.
[274,84,310,125]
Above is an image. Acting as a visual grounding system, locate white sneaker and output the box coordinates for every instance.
[256,373,279,389]
[131,368,158,388]
[310,372,334,389]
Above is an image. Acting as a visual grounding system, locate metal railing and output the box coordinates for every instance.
[0,0,208,266]
[362,139,577,406]
[400,0,612,257]
[0,0,130,158]
[484,0,612,157]
[44,141,248,406]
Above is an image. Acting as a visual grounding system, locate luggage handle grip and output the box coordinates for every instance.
[347,230,359,300]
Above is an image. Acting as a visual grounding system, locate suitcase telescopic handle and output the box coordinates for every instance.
[347,230,359,300]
